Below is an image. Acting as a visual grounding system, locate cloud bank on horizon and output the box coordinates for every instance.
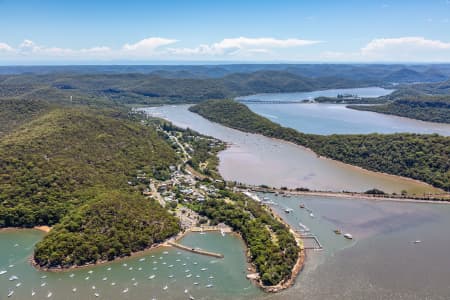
[1,36,450,63]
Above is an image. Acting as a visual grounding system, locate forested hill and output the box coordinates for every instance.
[0,71,367,106]
[190,100,450,191]
[34,190,179,268]
[0,108,177,227]
[349,89,450,124]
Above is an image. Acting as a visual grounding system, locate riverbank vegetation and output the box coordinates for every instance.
[348,80,450,124]
[190,100,450,191]
[34,190,179,268]
[188,189,299,286]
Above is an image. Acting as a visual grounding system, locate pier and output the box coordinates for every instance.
[168,241,224,258]
[297,233,323,250]
[190,225,232,233]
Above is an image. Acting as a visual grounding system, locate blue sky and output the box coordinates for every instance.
[1,0,450,64]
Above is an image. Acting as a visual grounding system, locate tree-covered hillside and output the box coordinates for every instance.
[0,108,177,227]
[190,100,450,191]
[349,90,450,124]
[34,190,179,268]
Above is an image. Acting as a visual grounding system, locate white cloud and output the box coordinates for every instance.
[122,37,177,54]
[0,42,13,52]
[360,37,450,61]
[169,37,321,56]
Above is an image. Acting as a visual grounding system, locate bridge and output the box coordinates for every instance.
[238,100,308,104]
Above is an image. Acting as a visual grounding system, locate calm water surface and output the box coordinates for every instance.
[140,105,438,194]
[238,87,450,136]
[261,194,450,300]
[0,231,260,300]
[2,196,450,299]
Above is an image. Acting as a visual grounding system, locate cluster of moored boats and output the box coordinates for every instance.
[1,250,217,299]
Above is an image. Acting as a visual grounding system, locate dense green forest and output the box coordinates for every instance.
[0,71,368,106]
[189,189,299,286]
[34,190,179,268]
[190,100,450,191]
[349,91,450,124]
[0,108,177,227]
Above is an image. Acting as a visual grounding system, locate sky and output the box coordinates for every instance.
[0,0,450,64]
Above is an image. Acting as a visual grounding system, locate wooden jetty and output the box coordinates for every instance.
[168,241,224,258]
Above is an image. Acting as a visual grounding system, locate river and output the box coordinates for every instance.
[140,105,439,194]
[238,87,450,136]
[2,88,449,299]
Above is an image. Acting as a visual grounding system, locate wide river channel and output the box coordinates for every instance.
[2,87,449,299]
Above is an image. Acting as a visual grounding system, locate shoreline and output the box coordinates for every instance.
[260,205,305,292]
[244,186,450,204]
[31,237,174,272]
[185,105,443,194]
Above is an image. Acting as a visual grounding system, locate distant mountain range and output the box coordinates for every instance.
[1,64,449,84]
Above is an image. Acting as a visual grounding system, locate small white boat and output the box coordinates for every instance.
[138,267,143,270]
[94,293,99,297]
[122,288,129,293]
[189,296,195,300]
[309,213,314,218]
[72,288,77,292]
[149,275,156,279]
[208,276,214,279]
[139,258,145,262]
[128,267,133,270]
[9,275,18,281]
[200,268,207,271]
[85,276,89,280]
[163,285,168,291]
[414,240,422,244]
[163,251,169,255]
[111,282,116,286]
[185,269,190,273]
[193,262,198,265]
[206,284,213,288]
[195,275,200,278]
[168,274,174,278]
[168,264,174,268]
[7,290,14,297]
[8,264,14,268]
[186,274,192,278]
[47,292,52,298]
[131,278,136,281]
[41,282,47,287]
[133,282,138,287]
[92,285,96,290]
[184,289,188,294]
[32,290,36,296]
[102,277,107,281]
[221,229,226,237]
[40,275,47,279]
[153,267,158,270]
[193,282,199,285]
[69,273,75,278]
[343,233,353,239]
[0,270,7,275]
[16,282,21,287]
[88,270,93,274]
[107,267,112,271]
